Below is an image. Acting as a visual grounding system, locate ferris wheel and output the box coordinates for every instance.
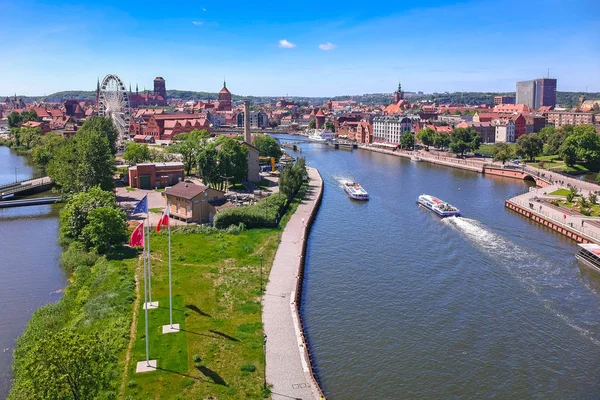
[98,74,131,146]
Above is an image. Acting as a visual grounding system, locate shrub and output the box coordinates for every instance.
[566,192,575,203]
[193,354,201,363]
[213,194,288,229]
[127,380,137,388]
[60,242,99,274]
[240,363,256,373]
[589,193,597,205]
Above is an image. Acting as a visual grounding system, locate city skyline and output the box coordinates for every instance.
[1,0,599,96]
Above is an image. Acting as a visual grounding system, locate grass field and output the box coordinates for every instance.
[123,228,279,399]
[549,188,571,196]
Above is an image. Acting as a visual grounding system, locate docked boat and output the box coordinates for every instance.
[307,129,335,142]
[417,194,461,217]
[411,155,422,162]
[343,182,369,201]
[576,243,600,274]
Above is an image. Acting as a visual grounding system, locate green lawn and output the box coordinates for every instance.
[525,155,590,173]
[149,208,163,213]
[126,187,137,192]
[123,228,279,399]
[549,188,571,196]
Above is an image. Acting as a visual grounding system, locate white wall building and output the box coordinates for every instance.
[373,115,419,145]
[493,119,515,143]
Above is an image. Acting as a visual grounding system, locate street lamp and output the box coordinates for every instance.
[14,167,18,182]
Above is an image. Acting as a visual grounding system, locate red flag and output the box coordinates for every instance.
[156,209,170,232]
[129,222,145,247]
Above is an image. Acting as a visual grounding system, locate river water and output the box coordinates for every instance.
[272,135,600,399]
[0,147,66,398]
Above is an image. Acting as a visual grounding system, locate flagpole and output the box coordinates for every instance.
[168,207,173,327]
[146,212,153,304]
[143,225,150,365]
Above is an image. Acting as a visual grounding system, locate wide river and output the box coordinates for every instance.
[272,135,600,399]
[0,147,66,398]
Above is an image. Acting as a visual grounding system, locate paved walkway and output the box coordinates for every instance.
[509,183,600,244]
[263,167,323,400]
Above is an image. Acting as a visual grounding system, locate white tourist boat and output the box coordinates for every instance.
[307,129,335,142]
[417,194,461,217]
[344,182,369,201]
[411,155,422,162]
[576,243,600,274]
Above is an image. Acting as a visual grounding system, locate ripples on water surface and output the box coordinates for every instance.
[0,147,66,398]
[271,136,600,399]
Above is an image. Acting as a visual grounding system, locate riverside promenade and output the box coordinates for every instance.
[263,167,324,400]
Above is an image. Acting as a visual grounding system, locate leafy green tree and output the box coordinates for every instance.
[59,186,116,245]
[18,126,42,149]
[21,110,38,124]
[123,142,151,165]
[492,142,514,165]
[538,126,556,142]
[416,128,436,149]
[82,206,127,253]
[433,132,450,149]
[308,119,316,129]
[516,133,543,161]
[254,135,283,159]
[9,329,115,400]
[197,144,221,187]
[169,129,208,176]
[79,116,119,155]
[279,157,306,201]
[400,131,414,149]
[32,132,66,169]
[559,140,578,166]
[217,137,249,185]
[8,111,22,128]
[449,127,481,156]
[545,125,573,155]
[570,125,600,165]
[325,121,335,132]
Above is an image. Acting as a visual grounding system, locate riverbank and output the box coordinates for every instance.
[263,166,325,400]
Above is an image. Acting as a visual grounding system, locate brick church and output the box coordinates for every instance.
[128,77,168,107]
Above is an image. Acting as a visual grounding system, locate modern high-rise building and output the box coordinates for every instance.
[516,78,557,109]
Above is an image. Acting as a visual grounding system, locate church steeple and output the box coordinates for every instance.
[136,83,139,95]
[223,78,227,89]
[394,81,404,103]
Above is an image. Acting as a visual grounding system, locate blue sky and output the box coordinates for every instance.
[0,0,598,97]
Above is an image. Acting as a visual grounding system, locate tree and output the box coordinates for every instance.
[516,133,543,161]
[308,119,316,129]
[8,111,23,128]
[10,329,115,400]
[21,110,38,124]
[545,125,573,155]
[78,116,119,155]
[279,157,306,201]
[59,186,116,245]
[538,126,556,142]
[32,132,66,169]
[18,126,42,149]
[123,142,151,165]
[197,144,222,187]
[81,206,127,253]
[492,142,514,165]
[449,127,481,156]
[417,128,436,149]
[217,137,249,185]
[433,132,450,149]
[169,129,208,176]
[558,140,577,166]
[400,131,414,149]
[564,125,600,165]
[254,135,283,159]
[325,121,335,132]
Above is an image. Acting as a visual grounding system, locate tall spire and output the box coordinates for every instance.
[136,83,139,95]
[398,81,402,93]
[223,78,226,89]
[129,83,132,93]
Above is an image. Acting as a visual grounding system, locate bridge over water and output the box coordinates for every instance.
[0,176,53,199]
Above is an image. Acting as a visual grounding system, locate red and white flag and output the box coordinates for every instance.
[156,208,170,232]
[129,222,145,247]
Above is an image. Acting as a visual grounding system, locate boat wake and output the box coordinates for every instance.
[443,216,600,347]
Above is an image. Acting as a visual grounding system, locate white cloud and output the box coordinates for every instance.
[318,42,337,51]
[192,21,204,25]
[202,7,207,11]
[278,39,296,49]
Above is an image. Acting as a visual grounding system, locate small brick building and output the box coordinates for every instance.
[128,162,184,189]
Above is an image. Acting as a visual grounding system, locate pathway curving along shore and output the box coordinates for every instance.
[263,166,325,400]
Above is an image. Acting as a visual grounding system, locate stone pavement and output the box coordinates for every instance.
[115,186,187,227]
[263,167,324,400]
[509,182,600,244]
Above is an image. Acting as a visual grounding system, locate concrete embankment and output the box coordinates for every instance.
[263,167,325,400]
[359,146,483,173]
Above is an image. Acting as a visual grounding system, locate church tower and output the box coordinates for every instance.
[394,82,404,103]
[218,79,232,111]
